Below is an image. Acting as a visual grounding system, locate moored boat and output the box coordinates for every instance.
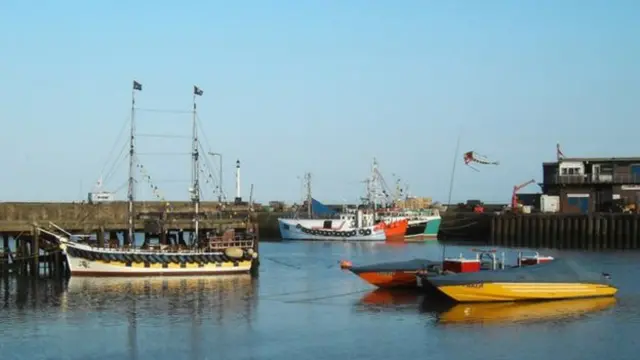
[347,258,442,288]
[377,208,441,240]
[279,209,386,241]
[419,253,617,302]
[40,226,258,277]
[380,218,408,240]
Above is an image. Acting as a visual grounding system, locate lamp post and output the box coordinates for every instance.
[208,152,223,202]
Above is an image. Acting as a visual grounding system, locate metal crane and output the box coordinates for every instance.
[511,179,537,211]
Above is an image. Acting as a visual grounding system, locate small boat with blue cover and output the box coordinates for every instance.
[419,253,617,302]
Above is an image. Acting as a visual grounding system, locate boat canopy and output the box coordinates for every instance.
[428,258,613,286]
[311,198,337,216]
[350,259,441,274]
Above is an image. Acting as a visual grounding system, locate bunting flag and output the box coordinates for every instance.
[133,80,142,91]
[194,85,203,96]
[136,163,172,211]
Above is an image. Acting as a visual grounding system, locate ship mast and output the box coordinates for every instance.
[128,80,142,247]
[305,172,312,218]
[191,85,203,246]
[371,158,378,219]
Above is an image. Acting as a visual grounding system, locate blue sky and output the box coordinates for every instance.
[1,0,638,204]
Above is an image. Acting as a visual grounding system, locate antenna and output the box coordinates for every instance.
[128,80,142,246]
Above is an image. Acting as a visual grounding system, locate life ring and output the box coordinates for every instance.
[364,229,372,236]
[350,230,357,236]
[311,230,318,235]
[331,232,338,237]
[301,227,308,233]
[296,224,302,229]
[359,229,365,235]
[340,231,346,237]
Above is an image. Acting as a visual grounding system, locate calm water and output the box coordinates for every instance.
[2,240,640,360]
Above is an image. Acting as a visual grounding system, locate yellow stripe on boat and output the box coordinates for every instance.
[90,260,253,269]
[436,282,618,302]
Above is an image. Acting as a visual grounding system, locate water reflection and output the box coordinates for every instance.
[356,287,618,326]
[355,288,430,315]
[64,275,258,320]
[435,297,617,325]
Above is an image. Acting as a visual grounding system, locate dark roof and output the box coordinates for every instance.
[543,157,640,165]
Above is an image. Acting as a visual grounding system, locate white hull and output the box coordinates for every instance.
[65,255,252,276]
[278,219,385,241]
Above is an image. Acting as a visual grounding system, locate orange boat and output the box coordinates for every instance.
[348,258,441,288]
[378,218,408,241]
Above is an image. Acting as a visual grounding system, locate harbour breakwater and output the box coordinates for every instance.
[2,203,639,250]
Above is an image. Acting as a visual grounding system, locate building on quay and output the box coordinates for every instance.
[540,155,640,214]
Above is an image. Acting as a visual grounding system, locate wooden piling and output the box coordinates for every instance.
[486,213,640,250]
[32,227,40,277]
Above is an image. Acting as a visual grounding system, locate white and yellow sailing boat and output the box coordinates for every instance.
[40,81,258,277]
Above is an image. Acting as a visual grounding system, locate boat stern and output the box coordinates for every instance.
[424,216,441,238]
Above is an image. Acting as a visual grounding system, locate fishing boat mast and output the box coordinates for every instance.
[128,80,142,246]
[191,85,204,245]
[305,172,312,218]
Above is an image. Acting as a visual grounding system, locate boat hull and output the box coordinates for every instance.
[434,282,618,302]
[423,217,441,239]
[383,219,408,240]
[278,219,385,241]
[62,243,254,277]
[66,256,253,277]
[403,216,441,240]
[355,270,419,288]
[349,259,441,288]
[404,220,427,237]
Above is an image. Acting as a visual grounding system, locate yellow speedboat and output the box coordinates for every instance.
[438,297,616,324]
[420,257,618,302]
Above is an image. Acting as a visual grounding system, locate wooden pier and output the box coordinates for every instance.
[491,213,640,250]
[0,201,260,278]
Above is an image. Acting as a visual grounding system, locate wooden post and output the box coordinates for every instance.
[97,226,105,248]
[109,231,119,247]
[32,227,40,277]
[490,216,497,245]
[601,216,608,250]
[624,215,631,249]
[0,234,6,276]
[632,215,639,249]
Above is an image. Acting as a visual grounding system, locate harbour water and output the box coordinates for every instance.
[2,240,640,360]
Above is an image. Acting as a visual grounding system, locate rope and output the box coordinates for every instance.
[136,133,191,139]
[135,108,191,114]
[98,116,130,181]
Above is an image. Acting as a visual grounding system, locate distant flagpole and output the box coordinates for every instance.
[191,85,203,246]
[128,80,142,247]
